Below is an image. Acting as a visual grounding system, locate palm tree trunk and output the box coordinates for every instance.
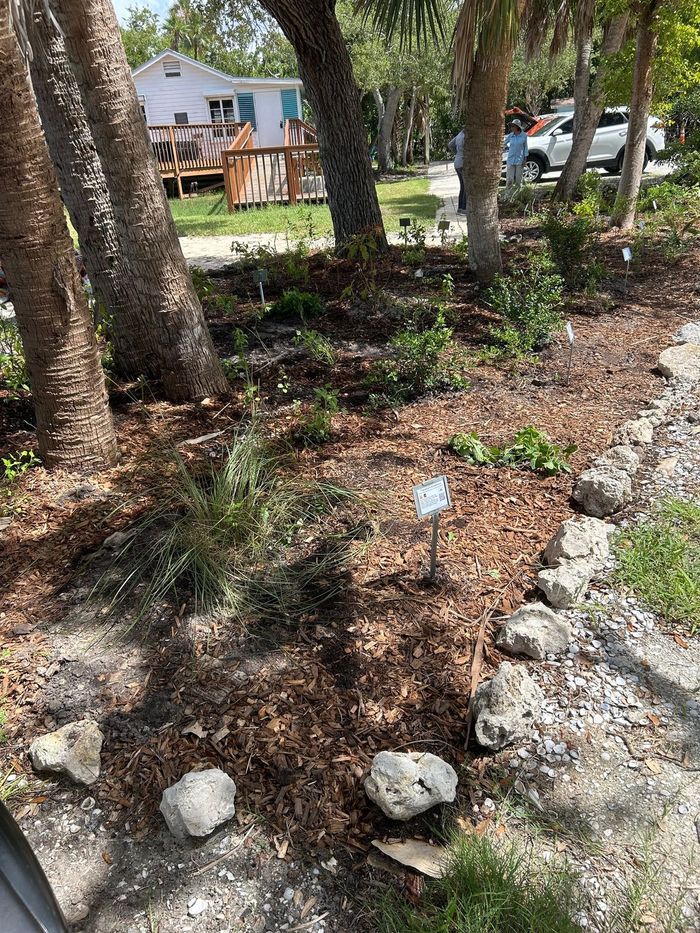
[377,86,401,173]
[0,5,116,470]
[51,0,228,402]
[27,6,156,381]
[611,4,658,228]
[259,0,387,249]
[553,13,629,203]
[463,45,514,281]
[402,86,417,166]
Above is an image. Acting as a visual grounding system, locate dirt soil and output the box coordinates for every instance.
[1,228,699,932]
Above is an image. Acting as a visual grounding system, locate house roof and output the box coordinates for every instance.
[131,49,302,86]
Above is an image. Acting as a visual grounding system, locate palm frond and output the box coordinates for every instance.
[354,0,446,48]
[453,0,521,110]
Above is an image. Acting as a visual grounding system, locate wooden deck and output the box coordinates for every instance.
[148,119,327,209]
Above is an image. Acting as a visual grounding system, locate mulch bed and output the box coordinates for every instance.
[1,230,697,859]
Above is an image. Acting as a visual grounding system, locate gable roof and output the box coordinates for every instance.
[131,49,302,86]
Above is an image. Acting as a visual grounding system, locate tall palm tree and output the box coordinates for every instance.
[51,0,229,402]
[164,0,211,60]
[0,1,117,469]
[28,5,155,381]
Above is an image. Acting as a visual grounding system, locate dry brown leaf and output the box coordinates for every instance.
[181,720,207,739]
[673,633,689,649]
[645,758,662,775]
[371,839,450,879]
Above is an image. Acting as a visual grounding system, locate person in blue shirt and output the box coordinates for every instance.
[447,129,466,215]
[504,120,529,195]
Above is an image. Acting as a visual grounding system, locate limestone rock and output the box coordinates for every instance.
[473,662,543,751]
[160,768,237,839]
[537,561,594,609]
[674,322,700,344]
[658,344,700,382]
[636,409,664,426]
[572,467,632,518]
[594,445,640,477]
[543,515,614,570]
[29,720,103,785]
[364,751,457,820]
[614,418,654,446]
[497,603,572,660]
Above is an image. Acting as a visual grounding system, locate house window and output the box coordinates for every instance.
[174,112,189,125]
[208,98,236,124]
[138,96,147,120]
[237,93,257,129]
[163,60,181,78]
[281,89,299,121]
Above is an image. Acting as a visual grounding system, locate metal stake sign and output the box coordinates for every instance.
[622,246,633,293]
[437,218,451,247]
[565,321,575,385]
[413,475,452,581]
[399,217,411,245]
[252,268,269,308]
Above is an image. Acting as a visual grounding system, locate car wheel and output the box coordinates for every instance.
[522,156,545,184]
[615,148,650,173]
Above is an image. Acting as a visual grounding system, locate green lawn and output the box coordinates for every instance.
[170,177,439,238]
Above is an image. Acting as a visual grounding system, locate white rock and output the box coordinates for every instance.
[497,603,572,659]
[29,720,103,785]
[160,768,237,839]
[537,561,594,609]
[674,322,700,344]
[658,344,700,382]
[614,418,654,446]
[473,662,544,751]
[572,467,632,517]
[187,898,209,917]
[543,516,614,570]
[594,445,640,477]
[364,751,457,820]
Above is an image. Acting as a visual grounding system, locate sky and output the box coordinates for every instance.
[113,0,170,23]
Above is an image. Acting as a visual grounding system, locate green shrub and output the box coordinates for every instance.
[377,834,583,933]
[368,310,469,407]
[454,234,470,261]
[449,426,576,476]
[270,288,322,320]
[615,497,700,633]
[293,328,336,365]
[296,386,341,446]
[484,251,564,357]
[572,171,610,218]
[542,213,604,290]
[97,425,366,628]
[190,266,236,315]
[1,450,40,483]
[0,320,29,393]
[637,183,700,261]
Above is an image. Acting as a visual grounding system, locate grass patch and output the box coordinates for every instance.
[377,833,583,932]
[615,497,700,633]
[97,424,368,631]
[171,178,439,238]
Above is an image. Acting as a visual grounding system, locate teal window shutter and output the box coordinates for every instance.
[237,93,257,129]
[281,89,299,121]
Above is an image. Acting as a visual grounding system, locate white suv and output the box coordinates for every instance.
[507,109,665,183]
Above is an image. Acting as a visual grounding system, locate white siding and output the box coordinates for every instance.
[133,55,302,149]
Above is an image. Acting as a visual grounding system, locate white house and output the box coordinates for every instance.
[131,49,304,149]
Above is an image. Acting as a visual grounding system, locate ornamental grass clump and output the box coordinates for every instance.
[97,425,367,631]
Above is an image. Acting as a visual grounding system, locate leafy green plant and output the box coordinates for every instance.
[97,425,367,629]
[484,251,564,357]
[0,320,29,393]
[637,184,700,261]
[572,171,610,219]
[377,833,583,933]
[368,310,469,407]
[2,450,40,483]
[296,386,341,446]
[615,497,700,633]
[190,266,237,315]
[402,221,427,266]
[293,329,336,365]
[542,213,604,290]
[190,265,216,302]
[270,288,322,321]
[454,234,469,261]
[449,426,576,476]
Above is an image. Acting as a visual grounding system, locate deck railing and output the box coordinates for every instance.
[222,119,326,211]
[148,122,247,194]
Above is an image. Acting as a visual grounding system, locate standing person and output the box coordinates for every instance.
[447,128,466,214]
[504,119,529,196]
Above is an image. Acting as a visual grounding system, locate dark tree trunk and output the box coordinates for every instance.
[28,6,155,380]
[259,0,386,249]
[0,3,117,470]
[611,4,658,228]
[51,0,228,401]
[553,13,629,203]
[377,86,401,173]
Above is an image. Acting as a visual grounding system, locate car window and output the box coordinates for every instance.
[558,118,574,134]
[530,118,560,137]
[598,111,627,128]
